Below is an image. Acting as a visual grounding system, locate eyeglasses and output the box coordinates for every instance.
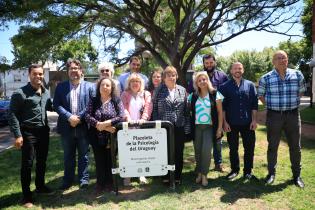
[69,67,80,71]
[100,69,110,73]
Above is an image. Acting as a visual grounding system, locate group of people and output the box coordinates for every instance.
[8,50,306,208]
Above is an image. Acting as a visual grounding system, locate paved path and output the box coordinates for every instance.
[0,111,59,153]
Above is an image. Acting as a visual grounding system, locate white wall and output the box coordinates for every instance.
[3,68,50,98]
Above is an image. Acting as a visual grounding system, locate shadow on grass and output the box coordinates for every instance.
[218,178,292,204]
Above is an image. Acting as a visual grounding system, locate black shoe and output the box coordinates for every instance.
[80,183,89,189]
[243,174,259,182]
[293,177,305,188]
[265,174,275,185]
[226,171,239,180]
[35,186,55,195]
[59,184,71,191]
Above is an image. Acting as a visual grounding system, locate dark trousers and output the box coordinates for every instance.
[266,110,301,177]
[20,126,49,199]
[213,138,222,165]
[226,124,255,175]
[91,144,112,187]
[174,127,185,180]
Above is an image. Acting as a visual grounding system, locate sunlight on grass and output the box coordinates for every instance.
[0,126,314,210]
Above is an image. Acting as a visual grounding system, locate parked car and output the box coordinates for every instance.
[0,98,10,125]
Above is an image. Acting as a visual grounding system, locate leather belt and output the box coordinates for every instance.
[267,108,298,114]
[21,124,46,129]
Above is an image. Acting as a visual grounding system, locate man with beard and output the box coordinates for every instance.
[188,54,228,172]
[53,59,95,190]
[8,64,53,208]
[118,56,149,91]
[219,62,258,181]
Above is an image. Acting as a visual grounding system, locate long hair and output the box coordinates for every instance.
[147,67,163,92]
[193,71,216,95]
[95,77,117,101]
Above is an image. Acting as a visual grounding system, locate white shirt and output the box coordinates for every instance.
[70,82,81,115]
[129,94,143,120]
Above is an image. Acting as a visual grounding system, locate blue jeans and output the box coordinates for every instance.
[61,125,89,186]
[213,138,222,165]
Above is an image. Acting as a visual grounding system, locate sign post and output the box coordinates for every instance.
[111,121,175,195]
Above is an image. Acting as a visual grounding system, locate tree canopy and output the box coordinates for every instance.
[0,0,301,85]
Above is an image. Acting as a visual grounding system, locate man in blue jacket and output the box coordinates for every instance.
[53,59,95,190]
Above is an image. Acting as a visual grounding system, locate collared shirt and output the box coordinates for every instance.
[219,79,258,125]
[118,71,149,91]
[70,82,80,115]
[152,83,190,134]
[8,83,52,138]
[187,69,228,93]
[258,68,305,111]
[207,69,229,89]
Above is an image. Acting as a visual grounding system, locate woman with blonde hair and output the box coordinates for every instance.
[188,71,224,186]
[121,73,153,185]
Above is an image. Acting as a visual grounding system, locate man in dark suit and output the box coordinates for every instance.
[53,59,95,190]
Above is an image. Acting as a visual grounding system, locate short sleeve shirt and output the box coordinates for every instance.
[258,68,305,111]
[188,91,224,125]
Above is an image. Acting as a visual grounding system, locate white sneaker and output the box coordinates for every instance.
[139,176,148,184]
[123,178,131,186]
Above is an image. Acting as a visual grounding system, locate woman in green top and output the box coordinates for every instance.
[188,71,223,186]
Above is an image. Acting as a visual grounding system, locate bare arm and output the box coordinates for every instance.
[259,96,265,105]
[250,110,257,130]
[216,100,223,138]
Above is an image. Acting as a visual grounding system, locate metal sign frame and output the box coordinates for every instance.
[110,120,175,195]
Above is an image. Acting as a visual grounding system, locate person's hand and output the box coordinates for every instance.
[223,121,231,132]
[250,120,257,130]
[68,115,81,127]
[96,122,103,131]
[216,128,223,139]
[14,137,23,149]
[104,126,116,133]
[138,119,146,125]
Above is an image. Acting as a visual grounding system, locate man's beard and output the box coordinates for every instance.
[204,66,215,72]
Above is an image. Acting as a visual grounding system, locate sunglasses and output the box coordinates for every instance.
[100,69,110,73]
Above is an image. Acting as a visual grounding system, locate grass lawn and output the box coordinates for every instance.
[0,126,314,210]
[300,107,315,124]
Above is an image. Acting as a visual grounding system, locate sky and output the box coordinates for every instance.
[0,19,303,65]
